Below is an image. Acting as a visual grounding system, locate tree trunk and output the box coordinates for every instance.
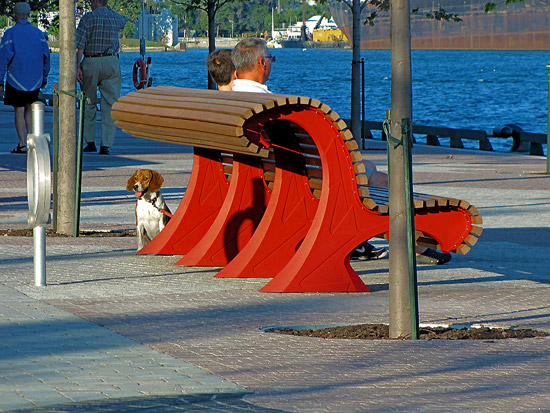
[207,0,216,89]
[388,0,418,339]
[57,0,77,235]
[388,0,419,339]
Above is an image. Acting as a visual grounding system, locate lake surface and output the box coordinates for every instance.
[46,48,549,152]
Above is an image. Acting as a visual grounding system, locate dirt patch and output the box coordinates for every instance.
[0,228,135,237]
[267,324,549,340]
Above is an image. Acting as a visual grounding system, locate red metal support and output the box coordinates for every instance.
[138,148,229,255]
[176,153,271,267]
[215,144,319,279]
[257,108,472,293]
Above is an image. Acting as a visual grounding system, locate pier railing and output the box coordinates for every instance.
[351,119,546,156]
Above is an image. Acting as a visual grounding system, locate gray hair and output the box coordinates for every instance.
[231,38,268,74]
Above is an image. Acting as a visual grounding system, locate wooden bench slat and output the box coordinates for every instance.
[113,102,247,129]
[118,95,257,119]
[119,92,265,111]
[116,120,252,148]
[125,129,268,157]
[113,111,244,138]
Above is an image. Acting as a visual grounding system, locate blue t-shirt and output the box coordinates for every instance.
[0,20,50,91]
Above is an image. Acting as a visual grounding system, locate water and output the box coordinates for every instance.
[45,48,549,152]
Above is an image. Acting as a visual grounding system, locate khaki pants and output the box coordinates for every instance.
[80,55,121,148]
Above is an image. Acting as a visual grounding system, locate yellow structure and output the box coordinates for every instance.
[312,29,348,42]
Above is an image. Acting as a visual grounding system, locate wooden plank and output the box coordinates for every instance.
[349,150,363,162]
[143,86,281,106]
[470,215,483,225]
[317,103,332,114]
[357,186,370,198]
[345,139,359,151]
[467,205,480,216]
[118,95,257,119]
[463,234,478,246]
[355,175,369,185]
[339,129,354,141]
[118,93,264,114]
[304,154,322,167]
[122,129,268,157]
[454,244,471,255]
[333,118,348,131]
[112,102,246,128]
[113,111,243,138]
[362,198,378,210]
[354,162,366,174]
[116,120,251,148]
[470,225,483,237]
[309,177,322,190]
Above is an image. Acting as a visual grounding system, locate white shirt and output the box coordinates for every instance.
[232,79,272,94]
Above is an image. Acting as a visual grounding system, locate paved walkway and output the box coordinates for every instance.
[1,105,550,411]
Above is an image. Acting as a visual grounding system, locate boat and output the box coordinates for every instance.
[272,14,347,48]
[329,0,550,50]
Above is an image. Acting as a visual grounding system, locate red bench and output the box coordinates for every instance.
[112,86,482,293]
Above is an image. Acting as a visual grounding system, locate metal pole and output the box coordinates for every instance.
[74,93,85,237]
[402,118,419,338]
[350,0,361,142]
[30,102,47,287]
[33,226,46,286]
[547,64,550,173]
[52,83,59,231]
[361,57,365,150]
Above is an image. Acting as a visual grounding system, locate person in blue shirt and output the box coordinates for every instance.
[0,2,50,154]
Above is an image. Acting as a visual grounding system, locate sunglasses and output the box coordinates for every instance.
[263,55,276,62]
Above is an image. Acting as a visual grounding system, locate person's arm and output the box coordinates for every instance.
[76,48,84,84]
[0,30,14,91]
[42,34,50,88]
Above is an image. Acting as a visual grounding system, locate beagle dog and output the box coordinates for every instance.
[127,169,171,251]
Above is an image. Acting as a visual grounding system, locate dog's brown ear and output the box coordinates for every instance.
[149,170,164,193]
[126,171,137,191]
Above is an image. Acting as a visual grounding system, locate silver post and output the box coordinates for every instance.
[33,226,46,286]
[32,101,45,136]
[29,101,48,286]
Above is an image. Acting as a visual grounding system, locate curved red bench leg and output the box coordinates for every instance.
[259,109,473,293]
[215,148,318,278]
[176,154,271,267]
[139,148,229,255]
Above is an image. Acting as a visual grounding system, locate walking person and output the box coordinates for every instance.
[0,2,50,154]
[76,0,128,155]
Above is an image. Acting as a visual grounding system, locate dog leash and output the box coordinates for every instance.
[149,195,173,218]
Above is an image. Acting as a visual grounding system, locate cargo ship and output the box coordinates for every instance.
[329,0,550,50]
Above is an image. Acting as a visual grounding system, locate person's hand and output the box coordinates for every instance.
[77,67,83,84]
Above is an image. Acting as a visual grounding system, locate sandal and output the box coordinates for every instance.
[11,144,27,154]
[416,248,452,265]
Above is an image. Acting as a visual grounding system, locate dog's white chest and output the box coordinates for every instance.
[136,198,164,233]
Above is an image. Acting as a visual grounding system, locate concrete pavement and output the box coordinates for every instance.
[1,104,550,411]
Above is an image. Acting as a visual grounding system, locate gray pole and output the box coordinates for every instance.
[57,0,77,235]
[30,102,47,287]
[350,0,361,141]
[389,0,418,339]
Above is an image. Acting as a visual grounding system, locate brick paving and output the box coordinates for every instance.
[1,105,549,411]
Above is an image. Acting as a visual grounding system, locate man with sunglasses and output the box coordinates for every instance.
[231,38,275,93]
